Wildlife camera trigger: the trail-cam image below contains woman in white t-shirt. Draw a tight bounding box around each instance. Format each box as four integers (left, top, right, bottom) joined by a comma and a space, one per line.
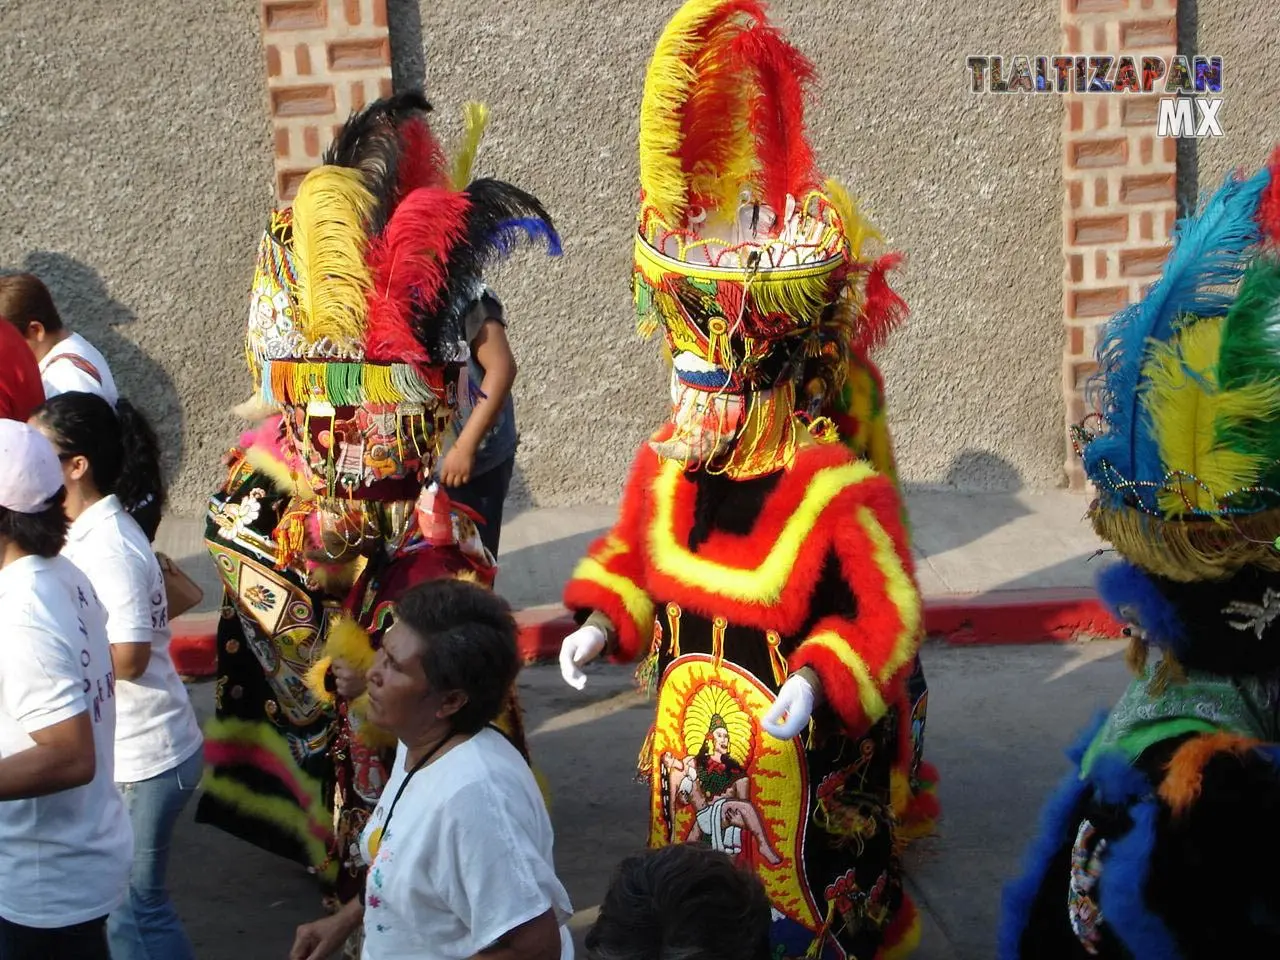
33, 392, 202, 960
0, 419, 132, 959
291, 579, 573, 960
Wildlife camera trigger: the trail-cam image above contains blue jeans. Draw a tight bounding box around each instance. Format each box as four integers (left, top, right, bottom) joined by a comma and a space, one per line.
107, 749, 201, 960
446, 455, 516, 557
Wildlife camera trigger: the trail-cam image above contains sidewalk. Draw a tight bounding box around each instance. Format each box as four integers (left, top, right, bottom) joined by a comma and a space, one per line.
160, 486, 1122, 675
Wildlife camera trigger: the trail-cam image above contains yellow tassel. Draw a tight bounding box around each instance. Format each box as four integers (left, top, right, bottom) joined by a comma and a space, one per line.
711, 616, 727, 669
324, 616, 376, 672
451, 101, 490, 189
289, 165, 376, 350
766, 630, 789, 686
666, 602, 682, 658
824, 178, 882, 261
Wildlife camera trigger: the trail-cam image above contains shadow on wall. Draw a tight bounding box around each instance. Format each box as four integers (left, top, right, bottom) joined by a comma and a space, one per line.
905, 449, 1031, 563
20, 251, 185, 488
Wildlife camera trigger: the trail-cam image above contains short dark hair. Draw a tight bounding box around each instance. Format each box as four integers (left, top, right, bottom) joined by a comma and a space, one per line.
586, 846, 773, 960
0, 273, 63, 335
393, 577, 520, 735
0, 488, 69, 558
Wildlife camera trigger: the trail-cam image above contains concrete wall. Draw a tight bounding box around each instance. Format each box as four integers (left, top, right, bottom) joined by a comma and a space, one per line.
1192, 3, 1280, 198
0, 1, 272, 516
409, 0, 1064, 503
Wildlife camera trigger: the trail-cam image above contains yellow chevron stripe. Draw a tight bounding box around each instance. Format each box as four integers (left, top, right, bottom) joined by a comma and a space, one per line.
804, 632, 889, 723
854, 505, 922, 680
571, 556, 654, 636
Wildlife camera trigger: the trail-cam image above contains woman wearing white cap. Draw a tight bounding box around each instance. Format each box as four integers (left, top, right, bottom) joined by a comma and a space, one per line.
0, 419, 132, 959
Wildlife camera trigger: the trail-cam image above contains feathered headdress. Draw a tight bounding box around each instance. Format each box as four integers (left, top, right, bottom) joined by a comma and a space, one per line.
632, 0, 905, 409
246, 92, 560, 411
1076, 151, 1280, 581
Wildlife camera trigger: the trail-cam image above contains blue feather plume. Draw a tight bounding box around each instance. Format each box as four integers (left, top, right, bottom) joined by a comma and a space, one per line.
1083, 166, 1271, 510
490, 217, 563, 257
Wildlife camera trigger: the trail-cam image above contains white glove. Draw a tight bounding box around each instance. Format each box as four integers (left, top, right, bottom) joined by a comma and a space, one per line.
559, 625, 607, 690
761, 674, 815, 740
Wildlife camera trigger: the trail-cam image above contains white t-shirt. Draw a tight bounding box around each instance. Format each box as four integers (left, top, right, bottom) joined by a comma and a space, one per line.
39, 331, 119, 408
0, 554, 133, 927
62, 495, 203, 782
359, 728, 573, 960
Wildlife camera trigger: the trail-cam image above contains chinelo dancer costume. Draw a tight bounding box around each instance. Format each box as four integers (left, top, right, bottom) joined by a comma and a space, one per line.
999, 153, 1280, 958
197, 91, 560, 926
558, 3, 937, 957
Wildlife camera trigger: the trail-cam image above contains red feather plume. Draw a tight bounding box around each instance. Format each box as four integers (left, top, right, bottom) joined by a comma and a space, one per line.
364, 188, 471, 363
1258, 144, 1280, 246
857, 253, 908, 352
395, 116, 449, 199
731, 23, 818, 221
678, 1, 766, 210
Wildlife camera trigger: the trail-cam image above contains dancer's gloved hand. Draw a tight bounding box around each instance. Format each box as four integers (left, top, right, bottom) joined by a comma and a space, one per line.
559, 625, 606, 690
761, 674, 816, 740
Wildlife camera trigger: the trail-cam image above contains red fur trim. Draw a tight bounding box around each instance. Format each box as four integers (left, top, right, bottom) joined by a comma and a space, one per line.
789, 615, 913, 733
877, 891, 918, 959
564, 576, 647, 662
1260, 144, 1280, 246
365, 188, 472, 363
730, 23, 818, 217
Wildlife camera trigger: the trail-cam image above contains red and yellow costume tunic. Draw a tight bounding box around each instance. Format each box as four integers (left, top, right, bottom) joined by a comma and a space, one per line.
565, 436, 926, 960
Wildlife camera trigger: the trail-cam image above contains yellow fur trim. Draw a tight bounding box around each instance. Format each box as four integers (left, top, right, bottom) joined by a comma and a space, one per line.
1146, 316, 1280, 515
648, 458, 877, 604
304, 656, 335, 706
855, 505, 922, 680
570, 556, 655, 639
803, 632, 888, 723
289, 165, 376, 349
324, 617, 376, 672
451, 101, 490, 189
242, 443, 309, 499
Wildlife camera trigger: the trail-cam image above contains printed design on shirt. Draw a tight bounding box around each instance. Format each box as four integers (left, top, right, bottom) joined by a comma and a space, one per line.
75, 585, 116, 725
366, 809, 395, 934
648, 656, 819, 933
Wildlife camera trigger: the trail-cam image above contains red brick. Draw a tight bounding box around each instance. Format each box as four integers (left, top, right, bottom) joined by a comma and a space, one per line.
350, 80, 366, 112
303, 126, 320, 157
1122, 98, 1159, 126
1119, 246, 1171, 277
1164, 209, 1176, 236
1068, 100, 1083, 132
1068, 180, 1084, 209
1093, 24, 1107, 50
263, 1, 326, 30
1162, 137, 1177, 163
1068, 254, 1084, 282
1073, 361, 1099, 388
378, 77, 392, 98
1066, 0, 1123, 11
1095, 99, 1109, 127
1121, 173, 1174, 204
273, 128, 290, 158
1095, 250, 1108, 280
1071, 214, 1129, 245
295, 43, 312, 76
1120, 19, 1175, 48
1069, 288, 1128, 319
1069, 325, 1085, 355
1068, 138, 1127, 169
277, 168, 311, 202
344, 0, 361, 26
371, 0, 387, 26
270, 84, 335, 118
1139, 136, 1153, 164
1068, 395, 1087, 425
1139, 211, 1154, 240
266, 45, 282, 78
1063, 24, 1081, 49
327, 38, 391, 71
1094, 176, 1108, 206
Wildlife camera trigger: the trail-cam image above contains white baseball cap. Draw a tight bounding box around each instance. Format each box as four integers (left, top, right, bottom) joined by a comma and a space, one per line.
0, 419, 64, 513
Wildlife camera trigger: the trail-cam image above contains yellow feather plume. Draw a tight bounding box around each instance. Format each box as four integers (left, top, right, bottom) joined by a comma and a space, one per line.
451, 101, 490, 189
825, 178, 882, 261
639, 0, 745, 223
289, 165, 376, 350
1145, 316, 1280, 514
303, 656, 335, 706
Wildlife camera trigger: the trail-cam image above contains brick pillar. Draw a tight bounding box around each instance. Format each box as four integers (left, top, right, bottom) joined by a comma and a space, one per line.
1061, 0, 1178, 489
261, 0, 393, 203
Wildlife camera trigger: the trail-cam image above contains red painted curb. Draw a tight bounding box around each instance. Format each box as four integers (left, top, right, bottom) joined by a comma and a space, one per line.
171, 591, 1124, 679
